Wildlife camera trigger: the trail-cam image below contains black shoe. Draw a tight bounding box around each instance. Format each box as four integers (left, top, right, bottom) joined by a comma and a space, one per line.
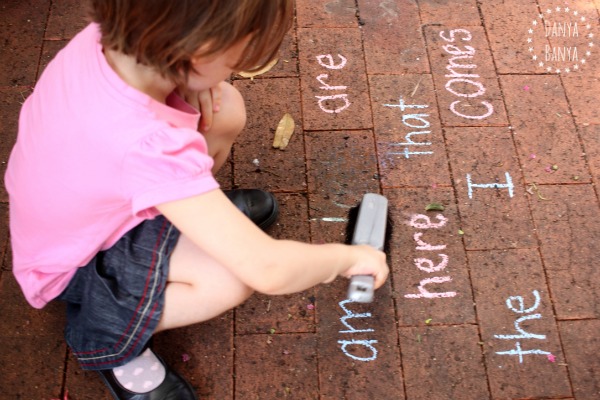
98, 356, 197, 400
224, 189, 279, 230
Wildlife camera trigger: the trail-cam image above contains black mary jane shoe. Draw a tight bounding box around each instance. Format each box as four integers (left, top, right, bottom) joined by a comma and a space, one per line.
224, 189, 279, 230
98, 356, 197, 400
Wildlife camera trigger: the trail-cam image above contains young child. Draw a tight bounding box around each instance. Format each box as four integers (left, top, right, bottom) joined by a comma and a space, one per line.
5, 1, 389, 399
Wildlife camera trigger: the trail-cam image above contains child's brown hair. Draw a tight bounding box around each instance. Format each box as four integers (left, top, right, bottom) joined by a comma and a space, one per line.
88, 0, 293, 84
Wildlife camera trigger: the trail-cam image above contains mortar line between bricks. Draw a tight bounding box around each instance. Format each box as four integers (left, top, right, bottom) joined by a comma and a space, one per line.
496, 72, 571, 76
527, 198, 577, 397
556, 316, 600, 323
479, 5, 577, 396
34, 9, 71, 394
435, 2, 524, 397
418, 25, 479, 363
288, 12, 328, 396
0, 236, 9, 272
231, 75, 300, 83
235, 331, 319, 337
372, 5, 443, 400
550, 319, 577, 400
59, 344, 69, 399
435, 124, 510, 128
350, 2, 403, 374
529, 191, 579, 398
381, 184, 455, 189
512, 13, 580, 389
34, 1, 54, 85
463, 246, 540, 252
396, 321, 479, 328
533, 182, 595, 187
232, 307, 238, 399
352, 5, 383, 198
556, 75, 600, 205
355, 0, 412, 394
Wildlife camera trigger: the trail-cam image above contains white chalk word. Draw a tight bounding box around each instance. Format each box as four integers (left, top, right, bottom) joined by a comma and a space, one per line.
315, 54, 351, 114
439, 28, 494, 120
466, 172, 514, 199
404, 213, 457, 299
493, 290, 552, 363
337, 299, 378, 362
526, 6, 596, 74
383, 97, 434, 159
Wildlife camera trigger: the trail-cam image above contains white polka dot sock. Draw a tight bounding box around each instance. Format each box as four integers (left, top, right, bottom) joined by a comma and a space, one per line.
112, 348, 166, 393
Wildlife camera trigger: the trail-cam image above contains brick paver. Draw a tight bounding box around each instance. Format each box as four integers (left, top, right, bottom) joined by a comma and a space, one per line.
298, 27, 372, 130
1, 1, 599, 399
501, 74, 591, 185
357, 0, 429, 74
370, 74, 452, 188
386, 187, 476, 326
398, 325, 490, 400
469, 249, 571, 399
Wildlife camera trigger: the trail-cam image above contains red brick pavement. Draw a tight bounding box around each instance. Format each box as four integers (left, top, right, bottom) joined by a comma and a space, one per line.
1, 1, 599, 399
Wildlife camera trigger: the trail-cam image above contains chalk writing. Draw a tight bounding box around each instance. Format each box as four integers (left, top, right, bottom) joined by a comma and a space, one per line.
466, 172, 515, 199
527, 7, 595, 74
339, 299, 375, 334
337, 339, 379, 362
315, 54, 351, 113
337, 299, 378, 361
493, 290, 551, 363
383, 97, 434, 159
379, 0, 399, 18
404, 213, 457, 299
545, 46, 579, 62
439, 28, 494, 120
545, 22, 579, 37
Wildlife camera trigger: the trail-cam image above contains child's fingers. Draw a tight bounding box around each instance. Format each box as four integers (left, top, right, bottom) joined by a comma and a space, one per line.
197, 89, 214, 131
374, 265, 389, 289
342, 245, 389, 289
211, 85, 222, 113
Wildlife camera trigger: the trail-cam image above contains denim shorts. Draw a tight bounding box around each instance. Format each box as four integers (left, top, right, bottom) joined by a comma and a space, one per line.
57, 215, 180, 371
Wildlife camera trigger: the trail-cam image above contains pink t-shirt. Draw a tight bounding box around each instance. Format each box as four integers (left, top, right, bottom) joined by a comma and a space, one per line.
5, 24, 219, 309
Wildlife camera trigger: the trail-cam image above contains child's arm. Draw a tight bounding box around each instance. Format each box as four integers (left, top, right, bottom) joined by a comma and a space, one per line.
156, 189, 389, 295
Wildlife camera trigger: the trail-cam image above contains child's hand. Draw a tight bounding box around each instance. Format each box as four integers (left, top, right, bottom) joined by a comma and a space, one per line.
180, 84, 223, 132
339, 245, 389, 289
197, 84, 222, 132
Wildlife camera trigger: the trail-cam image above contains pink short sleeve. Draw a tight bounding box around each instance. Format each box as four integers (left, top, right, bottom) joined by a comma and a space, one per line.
124, 127, 220, 215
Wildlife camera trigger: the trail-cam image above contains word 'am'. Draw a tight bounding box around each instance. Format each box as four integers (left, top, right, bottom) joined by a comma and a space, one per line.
337, 299, 378, 362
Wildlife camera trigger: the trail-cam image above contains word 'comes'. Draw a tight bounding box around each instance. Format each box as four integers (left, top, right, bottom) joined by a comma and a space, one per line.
439, 28, 494, 120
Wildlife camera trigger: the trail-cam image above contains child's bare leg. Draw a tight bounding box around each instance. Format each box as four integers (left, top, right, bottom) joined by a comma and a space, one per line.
201, 81, 246, 174
155, 234, 253, 332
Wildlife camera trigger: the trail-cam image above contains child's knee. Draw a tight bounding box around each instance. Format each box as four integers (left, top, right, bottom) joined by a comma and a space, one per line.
215, 81, 246, 140
234, 283, 254, 307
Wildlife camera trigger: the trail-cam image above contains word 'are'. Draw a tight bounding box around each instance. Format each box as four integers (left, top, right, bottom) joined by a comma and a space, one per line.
315, 54, 351, 114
